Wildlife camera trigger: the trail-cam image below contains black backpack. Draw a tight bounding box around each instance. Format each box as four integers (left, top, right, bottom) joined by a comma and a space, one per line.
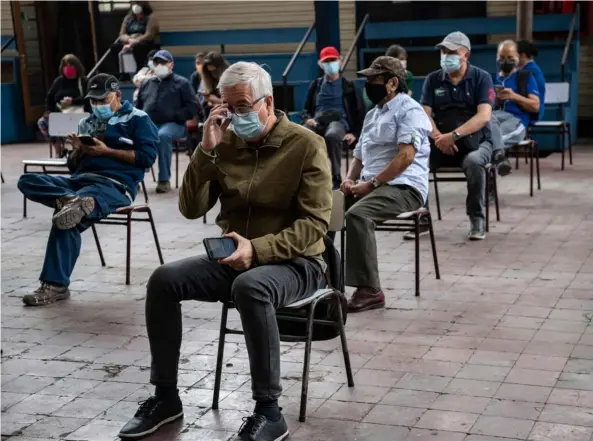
516, 69, 540, 122
276, 236, 348, 341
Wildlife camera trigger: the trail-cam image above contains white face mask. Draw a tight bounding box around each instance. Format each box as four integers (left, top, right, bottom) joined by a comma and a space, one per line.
153, 64, 169, 79
132, 4, 143, 14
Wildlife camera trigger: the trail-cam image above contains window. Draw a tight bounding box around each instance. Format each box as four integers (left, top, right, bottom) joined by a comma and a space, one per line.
98, 1, 131, 13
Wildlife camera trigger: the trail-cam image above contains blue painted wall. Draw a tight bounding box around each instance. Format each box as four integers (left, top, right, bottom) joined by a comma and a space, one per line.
1, 57, 35, 145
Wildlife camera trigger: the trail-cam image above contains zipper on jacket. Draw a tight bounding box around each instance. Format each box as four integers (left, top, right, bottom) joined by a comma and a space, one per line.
245, 149, 259, 237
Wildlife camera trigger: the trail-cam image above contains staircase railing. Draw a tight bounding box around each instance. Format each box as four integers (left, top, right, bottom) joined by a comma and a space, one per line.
281, 21, 315, 113
560, 3, 580, 82
88, 38, 119, 78
1, 36, 15, 54
341, 13, 370, 74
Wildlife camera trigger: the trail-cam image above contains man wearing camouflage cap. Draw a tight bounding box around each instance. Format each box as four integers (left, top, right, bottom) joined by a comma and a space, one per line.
340, 56, 431, 312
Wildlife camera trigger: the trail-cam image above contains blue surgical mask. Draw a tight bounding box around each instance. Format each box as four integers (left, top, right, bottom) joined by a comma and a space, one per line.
322, 61, 340, 76
440, 54, 461, 73
231, 102, 269, 140
92, 103, 114, 121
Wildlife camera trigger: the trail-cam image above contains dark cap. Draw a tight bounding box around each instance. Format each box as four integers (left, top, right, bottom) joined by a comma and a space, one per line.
152, 49, 174, 63
86, 74, 120, 100
357, 56, 406, 80
436, 31, 471, 51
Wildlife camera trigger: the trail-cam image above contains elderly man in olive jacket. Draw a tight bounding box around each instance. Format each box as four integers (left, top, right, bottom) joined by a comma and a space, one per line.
120, 62, 332, 441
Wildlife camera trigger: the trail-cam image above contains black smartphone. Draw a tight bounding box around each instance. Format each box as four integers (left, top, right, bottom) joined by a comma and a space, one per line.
203, 237, 237, 260
78, 135, 96, 146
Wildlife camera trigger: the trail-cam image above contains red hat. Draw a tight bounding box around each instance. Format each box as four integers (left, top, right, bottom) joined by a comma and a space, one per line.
319, 46, 340, 62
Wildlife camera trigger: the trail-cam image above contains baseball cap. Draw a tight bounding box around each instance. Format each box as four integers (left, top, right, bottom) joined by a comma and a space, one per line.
319, 46, 340, 62
357, 56, 406, 80
152, 49, 174, 63
436, 31, 471, 51
86, 74, 120, 100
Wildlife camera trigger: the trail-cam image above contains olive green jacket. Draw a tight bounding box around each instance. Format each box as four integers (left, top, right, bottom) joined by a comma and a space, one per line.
179, 112, 332, 264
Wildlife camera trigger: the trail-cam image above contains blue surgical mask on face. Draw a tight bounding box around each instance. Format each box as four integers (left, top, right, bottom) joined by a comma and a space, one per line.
231, 102, 270, 140
92, 97, 115, 121
322, 61, 340, 76
440, 54, 461, 73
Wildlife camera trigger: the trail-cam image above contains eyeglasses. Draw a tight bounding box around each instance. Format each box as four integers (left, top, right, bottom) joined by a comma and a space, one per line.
226, 96, 265, 117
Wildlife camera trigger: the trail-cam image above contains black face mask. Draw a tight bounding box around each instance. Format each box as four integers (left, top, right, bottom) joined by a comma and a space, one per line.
365, 83, 388, 106
498, 59, 517, 74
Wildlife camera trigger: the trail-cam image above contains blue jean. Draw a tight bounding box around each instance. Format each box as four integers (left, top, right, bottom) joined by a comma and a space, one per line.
157, 123, 186, 182
17, 174, 131, 286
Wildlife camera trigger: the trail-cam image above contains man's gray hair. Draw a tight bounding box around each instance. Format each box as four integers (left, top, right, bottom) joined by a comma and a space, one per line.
218, 62, 273, 99
498, 39, 517, 52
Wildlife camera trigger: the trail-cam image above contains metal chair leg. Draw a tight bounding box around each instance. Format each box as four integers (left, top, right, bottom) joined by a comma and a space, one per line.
23, 194, 27, 218
141, 180, 149, 204
151, 166, 156, 182
340, 228, 345, 289
334, 292, 354, 388
125, 211, 132, 285
212, 302, 229, 410
567, 123, 573, 165
175, 147, 179, 189
91, 224, 106, 267
492, 168, 501, 221
1, 172, 4, 184
414, 216, 420, 297
299, 301, 317, 423
203, 213, 207, 224
485, 168, 490, 233
432, 172, 442, 221
561, 130, 565, 171
147, 207, 164, 265
529, 144, 534, 197
535, 144, 541, 190
427, 213, 440, 280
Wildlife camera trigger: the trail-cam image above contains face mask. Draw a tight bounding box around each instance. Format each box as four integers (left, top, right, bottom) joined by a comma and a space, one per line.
322, 61, 340, 76
147, 60, 155, 70
365, 83, 388, 106
92, 103, 114, 121
62, 66, 77, 79
498, 59, 517, 74
132, 4, 142, 14
153, 64, 169, 79
231, 101, 270, 140
440, 54, 461, 73
400, 59, 407, 70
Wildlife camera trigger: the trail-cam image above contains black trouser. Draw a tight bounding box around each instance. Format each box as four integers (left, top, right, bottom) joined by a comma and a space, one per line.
312, 121, 345, 190
146, 255, 324, 401
110, 41, 160, 74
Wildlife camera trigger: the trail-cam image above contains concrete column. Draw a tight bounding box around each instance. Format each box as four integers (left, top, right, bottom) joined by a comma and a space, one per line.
517, 0, 534, 41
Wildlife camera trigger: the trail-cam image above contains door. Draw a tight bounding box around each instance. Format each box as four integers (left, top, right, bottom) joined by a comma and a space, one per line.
12, 1, 46, 125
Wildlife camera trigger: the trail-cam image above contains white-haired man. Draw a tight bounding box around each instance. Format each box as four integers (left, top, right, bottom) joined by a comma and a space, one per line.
120, 62, 332, 441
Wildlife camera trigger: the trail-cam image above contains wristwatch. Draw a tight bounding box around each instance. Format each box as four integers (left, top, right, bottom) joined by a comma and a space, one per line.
370, 178, 382, 190
452, 130, 462, 141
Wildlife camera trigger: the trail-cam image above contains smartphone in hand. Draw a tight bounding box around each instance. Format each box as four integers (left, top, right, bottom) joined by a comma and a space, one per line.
203, 237, 237, 260
78, 136, 96, 146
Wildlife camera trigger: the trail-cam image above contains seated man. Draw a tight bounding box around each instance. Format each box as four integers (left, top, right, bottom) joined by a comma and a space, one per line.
491, 40, 541, 175
136, 50, 197, 193
420, 32, 494, 240
341, 56, 431, 313
17, 74, 158, 307
302, 46, 364, 189
119, 62, 332, 441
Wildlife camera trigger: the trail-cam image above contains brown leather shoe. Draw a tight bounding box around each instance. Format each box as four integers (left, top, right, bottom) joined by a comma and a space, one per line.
347, 287, 385, 313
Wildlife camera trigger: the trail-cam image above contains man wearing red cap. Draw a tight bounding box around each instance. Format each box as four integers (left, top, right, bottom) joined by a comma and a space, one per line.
302, 46, 364, 189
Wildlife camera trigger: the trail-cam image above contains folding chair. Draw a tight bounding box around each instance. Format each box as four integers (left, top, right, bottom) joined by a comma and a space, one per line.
22, 158, 71, 218
529, 82, 572, 170
430, 164, 500, 231
505, 139, 541, 197
212, 192, 354, 422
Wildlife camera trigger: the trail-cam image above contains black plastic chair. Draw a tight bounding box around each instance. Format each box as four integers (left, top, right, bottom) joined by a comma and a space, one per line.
505, 140, 541, 197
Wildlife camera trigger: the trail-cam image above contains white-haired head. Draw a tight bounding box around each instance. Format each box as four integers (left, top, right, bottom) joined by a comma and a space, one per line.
218, 61, 273, 100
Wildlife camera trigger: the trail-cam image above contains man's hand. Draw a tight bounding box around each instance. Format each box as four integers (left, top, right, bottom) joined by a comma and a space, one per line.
62, 97, 72, 105
219, 232, 254, 271
340, 179, 355, 196
66, 133, 83, 151
202, 104, 231, 152
343, 133, 357, 145
351, 181, 373, 199
497, 88, 516, 101
82, 138, 112, 157
434, 132, 458, 156
305, 119, 317, 129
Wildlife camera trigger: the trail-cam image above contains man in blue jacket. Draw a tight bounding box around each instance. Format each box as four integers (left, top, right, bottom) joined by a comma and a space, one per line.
17, 74, 158, 307
137, 50, 197, 193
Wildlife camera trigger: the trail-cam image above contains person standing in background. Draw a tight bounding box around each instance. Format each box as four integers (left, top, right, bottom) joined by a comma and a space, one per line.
200, 52, 231, 119
517, 40, 546, 122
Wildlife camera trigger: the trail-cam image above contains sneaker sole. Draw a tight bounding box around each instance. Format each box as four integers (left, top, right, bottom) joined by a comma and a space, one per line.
23, 291, 70, 307
53, 198, 95, 230
348, 302, 385, 313
468, 234, 486, 241
274, 430, 290, 441
403, 230, 430, 240
118, 412, 183, 439
498, 164, 512, 177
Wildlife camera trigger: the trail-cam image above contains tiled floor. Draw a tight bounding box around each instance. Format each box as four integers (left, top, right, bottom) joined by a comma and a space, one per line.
2, 142, 593, 441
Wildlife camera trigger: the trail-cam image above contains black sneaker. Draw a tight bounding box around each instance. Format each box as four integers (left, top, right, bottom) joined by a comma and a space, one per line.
468, 218, 486, 241
23, 282, 71, 306
52, 196, 95, 230
497, 158, 512, 177
231, 413, 289, 441
403, 224, 430, 240
156, 181, 171, 194
119, 396, 183, 439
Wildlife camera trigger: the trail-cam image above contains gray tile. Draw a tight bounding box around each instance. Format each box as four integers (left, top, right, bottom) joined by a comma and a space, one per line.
470, 415, 535, 439
528, 422, 592, 441
415, 409, 479, 432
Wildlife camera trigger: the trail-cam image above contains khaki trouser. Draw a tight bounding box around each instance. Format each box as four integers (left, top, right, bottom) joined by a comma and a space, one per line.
345, 184, 423, 289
